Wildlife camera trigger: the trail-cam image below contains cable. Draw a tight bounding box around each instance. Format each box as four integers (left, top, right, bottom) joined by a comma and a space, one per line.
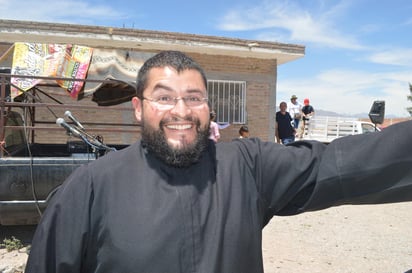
21, 104, 43, 218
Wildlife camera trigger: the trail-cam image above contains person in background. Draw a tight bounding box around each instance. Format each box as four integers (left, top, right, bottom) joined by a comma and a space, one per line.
25, 50, 412, 273
208, 110, 220, 142
299, 98, 315, 139
238, 125, 250, 138
288, 94, 303, 130
275, 101, 296, 144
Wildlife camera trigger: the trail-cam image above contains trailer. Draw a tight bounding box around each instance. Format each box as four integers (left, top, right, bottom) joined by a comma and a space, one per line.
300, 116, 379, 143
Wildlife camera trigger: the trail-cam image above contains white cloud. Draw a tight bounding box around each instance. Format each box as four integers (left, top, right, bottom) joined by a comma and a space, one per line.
278, 69, 412, 117
217, 1, 411, 116
0, 0, 126, 25
368, 48, 412, 67
217, 0, 364, 49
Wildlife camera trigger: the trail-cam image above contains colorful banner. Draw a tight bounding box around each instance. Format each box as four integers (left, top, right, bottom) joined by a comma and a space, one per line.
56, 45, 93, 98
10, 43, 92, 99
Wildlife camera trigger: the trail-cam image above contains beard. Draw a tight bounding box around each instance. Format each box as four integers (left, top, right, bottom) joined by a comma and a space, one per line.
141, 117, 210, 168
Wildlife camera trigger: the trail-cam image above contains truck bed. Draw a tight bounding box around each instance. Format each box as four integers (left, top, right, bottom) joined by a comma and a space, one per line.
0, 142, 128, 225
301, 116, 379, 143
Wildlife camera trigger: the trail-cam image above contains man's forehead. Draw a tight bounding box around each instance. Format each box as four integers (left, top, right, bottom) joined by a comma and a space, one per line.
146, 67, 206, 89
147, 66, 201, 79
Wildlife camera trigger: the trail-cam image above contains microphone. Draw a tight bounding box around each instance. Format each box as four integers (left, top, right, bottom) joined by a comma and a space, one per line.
64, 110, 85, 129
56, 118, 83, 138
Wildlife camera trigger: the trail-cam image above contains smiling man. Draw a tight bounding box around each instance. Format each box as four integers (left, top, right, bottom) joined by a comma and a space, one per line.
26, 51, 412, 273
132, 60, 210, 167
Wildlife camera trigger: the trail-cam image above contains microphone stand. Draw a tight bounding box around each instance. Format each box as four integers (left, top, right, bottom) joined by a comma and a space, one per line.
57, 113, 116, 158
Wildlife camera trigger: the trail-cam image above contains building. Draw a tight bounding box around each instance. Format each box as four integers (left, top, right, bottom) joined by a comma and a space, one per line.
0, 19, 305, 142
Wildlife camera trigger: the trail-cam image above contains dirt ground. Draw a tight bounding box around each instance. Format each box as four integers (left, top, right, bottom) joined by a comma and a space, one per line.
262, 202, 412, 273
0, 247, 28, 272
1, 202, 411, 272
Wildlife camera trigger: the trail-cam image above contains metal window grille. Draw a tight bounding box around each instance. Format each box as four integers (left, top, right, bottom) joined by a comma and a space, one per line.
207, 80, 246, 124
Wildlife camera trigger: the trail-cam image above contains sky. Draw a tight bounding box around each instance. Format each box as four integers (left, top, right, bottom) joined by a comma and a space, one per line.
1, 0, 411, 117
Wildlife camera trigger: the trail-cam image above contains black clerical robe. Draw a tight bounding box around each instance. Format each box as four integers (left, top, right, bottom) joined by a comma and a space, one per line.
26, 121, 412, 273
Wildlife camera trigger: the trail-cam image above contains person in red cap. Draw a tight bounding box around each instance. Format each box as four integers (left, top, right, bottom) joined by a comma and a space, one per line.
299, 98, 315, 139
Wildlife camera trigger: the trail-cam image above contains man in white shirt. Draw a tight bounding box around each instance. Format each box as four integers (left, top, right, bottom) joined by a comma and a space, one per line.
288, 94, 303, 129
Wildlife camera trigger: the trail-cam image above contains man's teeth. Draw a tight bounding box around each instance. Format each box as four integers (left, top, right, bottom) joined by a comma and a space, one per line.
166, 124, 192, 130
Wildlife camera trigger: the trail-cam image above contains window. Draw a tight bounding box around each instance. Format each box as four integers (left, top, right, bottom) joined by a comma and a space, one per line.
361, 123, 377, 133
207, 80, 246, 124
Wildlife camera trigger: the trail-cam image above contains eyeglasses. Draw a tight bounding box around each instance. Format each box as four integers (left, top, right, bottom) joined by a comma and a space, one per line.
143, 95, 208, 109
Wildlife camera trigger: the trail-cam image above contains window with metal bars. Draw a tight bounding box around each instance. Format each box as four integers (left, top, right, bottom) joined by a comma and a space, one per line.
207, 80, 246, 124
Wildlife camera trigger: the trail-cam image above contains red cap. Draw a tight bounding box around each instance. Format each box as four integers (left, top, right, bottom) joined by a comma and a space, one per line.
304, 98, 309, 105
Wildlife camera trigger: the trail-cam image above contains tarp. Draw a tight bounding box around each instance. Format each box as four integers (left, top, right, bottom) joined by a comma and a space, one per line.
85, 50, 154, 105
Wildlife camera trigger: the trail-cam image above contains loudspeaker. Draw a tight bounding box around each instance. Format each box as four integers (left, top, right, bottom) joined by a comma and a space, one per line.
368, 100, 385, 124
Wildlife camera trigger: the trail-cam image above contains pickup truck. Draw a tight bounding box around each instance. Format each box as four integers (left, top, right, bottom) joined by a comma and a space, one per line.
0, 73, 136, 226
300, 116, 380, 143
0, 109, 130, 225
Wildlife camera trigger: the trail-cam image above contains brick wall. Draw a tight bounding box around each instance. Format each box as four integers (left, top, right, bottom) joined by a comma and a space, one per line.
190, 52, 277, 141
1, 47, 278, 144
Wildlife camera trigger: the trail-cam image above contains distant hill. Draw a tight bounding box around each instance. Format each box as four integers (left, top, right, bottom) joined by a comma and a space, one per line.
279, 109, 364, 118
274, 108, 405, 119
305, 109, 410, 128
315, 109, 400, 119
314, 109, 343, 117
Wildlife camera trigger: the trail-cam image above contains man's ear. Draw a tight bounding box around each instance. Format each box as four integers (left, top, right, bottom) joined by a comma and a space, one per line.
131, 96, 142, 123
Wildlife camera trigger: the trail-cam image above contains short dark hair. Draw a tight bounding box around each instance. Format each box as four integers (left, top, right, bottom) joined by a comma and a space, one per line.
136, 51, 208, 98
210, 111, 216, 119
239, 126, 249, 134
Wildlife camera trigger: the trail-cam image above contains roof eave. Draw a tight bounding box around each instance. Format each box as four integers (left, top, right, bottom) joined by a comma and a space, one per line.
0, 19, 305, 64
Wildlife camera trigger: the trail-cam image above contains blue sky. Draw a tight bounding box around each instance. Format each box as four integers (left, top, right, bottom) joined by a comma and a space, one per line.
1, 0, 411, 117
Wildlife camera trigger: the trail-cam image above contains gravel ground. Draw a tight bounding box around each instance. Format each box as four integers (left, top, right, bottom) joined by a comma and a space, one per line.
0, 247, 28, 273
263, 202, 412, 273
1, 202, 411, 272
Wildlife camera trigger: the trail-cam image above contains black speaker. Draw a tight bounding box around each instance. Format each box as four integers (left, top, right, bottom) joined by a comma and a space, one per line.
368, 100, 385, 124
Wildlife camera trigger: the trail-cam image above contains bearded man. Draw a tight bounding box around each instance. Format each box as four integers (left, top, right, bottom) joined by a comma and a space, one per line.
26, 51, 412, 273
